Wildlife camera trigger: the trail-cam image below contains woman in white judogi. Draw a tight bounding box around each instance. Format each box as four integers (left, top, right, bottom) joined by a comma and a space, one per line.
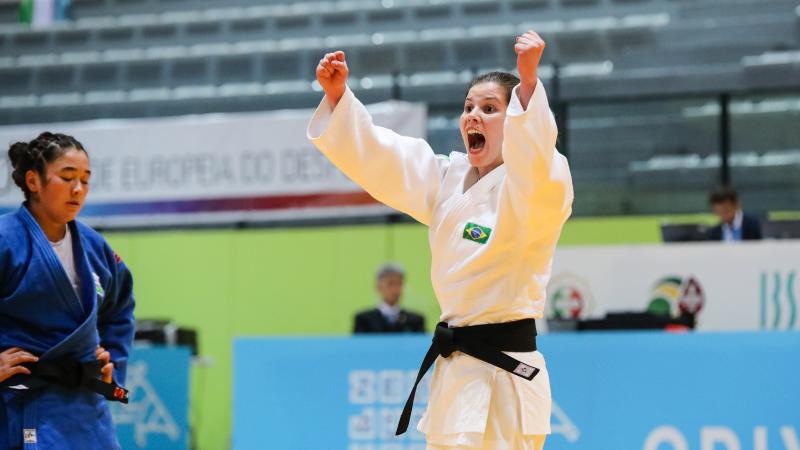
308, 31, 573, 450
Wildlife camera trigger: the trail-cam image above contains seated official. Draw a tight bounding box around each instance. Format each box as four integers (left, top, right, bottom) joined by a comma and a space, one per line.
707, 186, 762, 242
353, 263, 425, 333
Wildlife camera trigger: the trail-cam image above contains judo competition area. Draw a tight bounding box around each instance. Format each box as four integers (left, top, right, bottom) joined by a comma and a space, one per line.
1, 0, 800, 448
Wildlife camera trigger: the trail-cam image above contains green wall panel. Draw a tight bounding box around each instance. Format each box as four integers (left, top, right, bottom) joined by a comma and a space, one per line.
102, 211, 726, 450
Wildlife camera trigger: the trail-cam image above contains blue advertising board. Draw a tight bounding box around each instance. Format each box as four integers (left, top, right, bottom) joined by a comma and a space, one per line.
233, 332, 800, 450
110, 346, 191, 450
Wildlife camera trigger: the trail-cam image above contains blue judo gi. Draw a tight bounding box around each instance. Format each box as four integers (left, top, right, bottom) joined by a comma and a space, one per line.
0, 205, 135, 450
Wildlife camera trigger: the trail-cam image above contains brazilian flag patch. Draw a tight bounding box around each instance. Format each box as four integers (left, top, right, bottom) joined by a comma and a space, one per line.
463, 222, 492, 244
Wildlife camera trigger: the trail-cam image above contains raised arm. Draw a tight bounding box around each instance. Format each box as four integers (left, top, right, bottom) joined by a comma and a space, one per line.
503, 32, 574, 234
308, 51, 447, 226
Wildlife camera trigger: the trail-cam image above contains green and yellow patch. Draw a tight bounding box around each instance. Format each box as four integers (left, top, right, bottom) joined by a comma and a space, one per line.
463, 222, 492, 244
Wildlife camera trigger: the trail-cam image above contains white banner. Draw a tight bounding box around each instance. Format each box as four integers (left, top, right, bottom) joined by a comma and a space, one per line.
0, 101, 427, 227
548, 241, 800, 331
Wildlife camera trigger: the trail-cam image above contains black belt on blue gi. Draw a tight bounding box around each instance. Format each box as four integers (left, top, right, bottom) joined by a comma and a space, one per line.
21, 359, 130, 404
395, 318, 539, 435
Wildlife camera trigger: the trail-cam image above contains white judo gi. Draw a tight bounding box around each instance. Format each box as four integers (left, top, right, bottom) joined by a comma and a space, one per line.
308, 81, 573, 449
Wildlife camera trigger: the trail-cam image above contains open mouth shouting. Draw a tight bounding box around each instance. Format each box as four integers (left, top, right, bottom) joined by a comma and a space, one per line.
467, 129, 486, 154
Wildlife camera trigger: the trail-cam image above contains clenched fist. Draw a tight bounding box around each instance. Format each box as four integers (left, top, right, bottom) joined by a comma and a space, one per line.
316, 51, 349, 109
514, 31, 546, 109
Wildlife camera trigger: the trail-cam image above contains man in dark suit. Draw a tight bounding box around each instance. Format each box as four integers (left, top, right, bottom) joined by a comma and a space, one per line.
353, 263, 426, 333
707, 187, 763, 242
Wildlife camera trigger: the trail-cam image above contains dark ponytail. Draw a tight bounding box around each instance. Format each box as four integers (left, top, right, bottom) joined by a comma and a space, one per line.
465, 71, 521, 105
7, 132, 86, 200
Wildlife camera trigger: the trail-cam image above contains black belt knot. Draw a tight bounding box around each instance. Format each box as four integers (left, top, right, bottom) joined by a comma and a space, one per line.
395, 319, 540, 436
433, 322, 457, 358
23, 359, 129, 404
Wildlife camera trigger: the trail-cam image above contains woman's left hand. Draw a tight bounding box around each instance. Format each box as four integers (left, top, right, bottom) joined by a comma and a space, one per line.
515, 30, 546, 108
95, 345, 113, 383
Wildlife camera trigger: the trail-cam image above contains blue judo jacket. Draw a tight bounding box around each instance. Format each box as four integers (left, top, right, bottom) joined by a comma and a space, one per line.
0, 205, 135, 450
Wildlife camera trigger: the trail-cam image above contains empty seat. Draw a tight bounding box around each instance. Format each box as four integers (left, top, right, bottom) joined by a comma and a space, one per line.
555, 32, 608, 61
320, 12, 359, 29
170, 57, 210, 86
366, 9, 405, 26
110, 101, 153, 119
263, 52, 301, 80
11, 107, 51, 126
140, 24, 179, 44
0, 68, 34, 95
126, 60, 166, 87
157, 0, 192, 8
274, 15, 311, 32
185, 20, 224, 43
606, 28, 657, 51
509, 0, 550, 13
70, 0, 110, 19
96, 27, 137, 49
81, 63, 122, 91
404, 42, 450, 72
461, 2, 502, 18
454, 38, 504, 71
116, 0, 151, 9
36, 66, 78, 93
413, 5, 453, 21
217, 54, 256, 84
353, 46, 401, 75
11, 32, 50, 54
560, 0, 601, 8
228, 17, 267, 39
0, 1, 19, 24
53, 29, 92, 52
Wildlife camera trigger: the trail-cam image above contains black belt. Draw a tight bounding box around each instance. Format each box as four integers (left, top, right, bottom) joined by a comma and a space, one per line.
22, 359, 129, 404
395, 318, 539, 435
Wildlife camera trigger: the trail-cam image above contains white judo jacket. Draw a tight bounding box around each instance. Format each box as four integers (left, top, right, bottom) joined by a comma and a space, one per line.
308, 81, 573, 440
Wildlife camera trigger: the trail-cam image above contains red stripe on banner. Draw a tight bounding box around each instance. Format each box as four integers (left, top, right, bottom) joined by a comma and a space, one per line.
263, 191, 377, 209
80, 191, 383, 217
213, 191, 380, 211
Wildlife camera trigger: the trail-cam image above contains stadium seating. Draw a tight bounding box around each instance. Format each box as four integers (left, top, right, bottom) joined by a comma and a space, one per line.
0, 0, 798, 215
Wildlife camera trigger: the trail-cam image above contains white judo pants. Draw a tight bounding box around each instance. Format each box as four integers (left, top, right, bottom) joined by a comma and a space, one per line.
424, 351, 550, 450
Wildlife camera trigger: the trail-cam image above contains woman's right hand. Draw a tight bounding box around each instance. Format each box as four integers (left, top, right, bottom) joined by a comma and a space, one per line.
316, 51, 349, 109
0, 347, 38, 383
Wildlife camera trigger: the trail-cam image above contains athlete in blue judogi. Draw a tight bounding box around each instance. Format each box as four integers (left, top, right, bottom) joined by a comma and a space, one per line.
0, 132, 135, 450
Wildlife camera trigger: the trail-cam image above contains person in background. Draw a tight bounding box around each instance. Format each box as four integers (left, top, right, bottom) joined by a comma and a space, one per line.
353, 263, 425, 333
707, 186, 762, 242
